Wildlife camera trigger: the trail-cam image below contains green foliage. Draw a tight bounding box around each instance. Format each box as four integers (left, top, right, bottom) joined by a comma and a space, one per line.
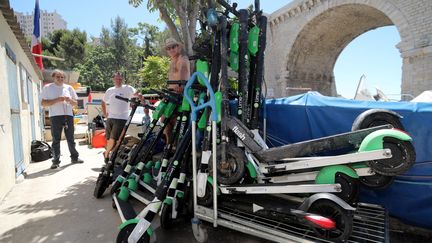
75, 45, 116, 91
55, 29, 87, 69
138, 56, 170, 92
41, 29, 86, 70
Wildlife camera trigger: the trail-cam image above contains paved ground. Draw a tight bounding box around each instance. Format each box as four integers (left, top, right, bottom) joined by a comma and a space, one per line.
0, 140, 430, 243
0, 140, 266, 243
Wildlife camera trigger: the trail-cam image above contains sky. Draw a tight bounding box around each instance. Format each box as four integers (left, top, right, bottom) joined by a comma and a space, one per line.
10, 0, 402, 99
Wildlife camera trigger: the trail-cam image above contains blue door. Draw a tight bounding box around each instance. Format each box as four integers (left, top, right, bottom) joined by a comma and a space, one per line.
5, 45, 25, 176
28, 77, 36, 140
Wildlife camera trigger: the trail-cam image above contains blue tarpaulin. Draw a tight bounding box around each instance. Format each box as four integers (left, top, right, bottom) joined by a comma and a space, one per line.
265, 92, 432, 228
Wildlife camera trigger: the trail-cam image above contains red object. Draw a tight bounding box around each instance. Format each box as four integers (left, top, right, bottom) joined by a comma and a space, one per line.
88, 92, 93, 103
31, 0, 43, 70
92, 130, 107, 148
304, 215, 336, 230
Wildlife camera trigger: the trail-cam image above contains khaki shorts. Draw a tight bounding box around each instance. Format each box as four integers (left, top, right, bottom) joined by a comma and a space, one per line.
105, 118, 127, 140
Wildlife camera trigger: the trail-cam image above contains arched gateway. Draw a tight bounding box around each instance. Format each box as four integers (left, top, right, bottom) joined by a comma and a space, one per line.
265, 0, 432, 99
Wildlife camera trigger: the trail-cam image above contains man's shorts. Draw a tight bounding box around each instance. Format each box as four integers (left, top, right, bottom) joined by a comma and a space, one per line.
105, 118, 127, 140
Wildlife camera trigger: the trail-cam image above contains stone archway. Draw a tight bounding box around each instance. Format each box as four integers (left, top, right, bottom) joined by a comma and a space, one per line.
265, 0, 430, 99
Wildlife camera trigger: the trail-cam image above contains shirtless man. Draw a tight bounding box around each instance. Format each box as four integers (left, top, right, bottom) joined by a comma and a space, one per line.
164, 38, 190, 142
165, 38, 190, 92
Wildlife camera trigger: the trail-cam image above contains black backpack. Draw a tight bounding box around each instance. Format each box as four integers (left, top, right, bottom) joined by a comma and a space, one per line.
31, 140, 53, 162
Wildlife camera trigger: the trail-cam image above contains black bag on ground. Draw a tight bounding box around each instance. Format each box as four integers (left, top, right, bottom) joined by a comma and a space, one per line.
31, 140, 53, 162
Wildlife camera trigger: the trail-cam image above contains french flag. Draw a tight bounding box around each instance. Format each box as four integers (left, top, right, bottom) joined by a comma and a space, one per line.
31, 0, 43, 70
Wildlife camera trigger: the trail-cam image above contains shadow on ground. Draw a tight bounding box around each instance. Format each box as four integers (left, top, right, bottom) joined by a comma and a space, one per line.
0, 178, 117, 243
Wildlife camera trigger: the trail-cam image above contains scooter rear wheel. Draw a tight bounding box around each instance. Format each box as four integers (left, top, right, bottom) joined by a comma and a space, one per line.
308, 200, 353, 242
116, 223, 150, 243
360, 173, 394, 189
335, 173, 359, 205
367, 138, 416, 176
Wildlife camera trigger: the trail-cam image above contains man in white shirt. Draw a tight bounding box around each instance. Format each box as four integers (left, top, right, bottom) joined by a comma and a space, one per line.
41, 69, 83, 169
102, 72, 137, 162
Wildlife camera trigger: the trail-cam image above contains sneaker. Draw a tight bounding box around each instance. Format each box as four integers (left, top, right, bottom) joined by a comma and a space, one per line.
50, 163, 60, 169
71, 158, 84, 164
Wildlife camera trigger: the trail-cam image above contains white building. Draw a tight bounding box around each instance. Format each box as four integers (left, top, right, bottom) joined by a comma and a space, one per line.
1, 0, 44, 200
14, 10, 67, 38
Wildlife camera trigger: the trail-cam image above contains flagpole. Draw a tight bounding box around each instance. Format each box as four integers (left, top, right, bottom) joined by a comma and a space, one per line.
32, 53, 65, 61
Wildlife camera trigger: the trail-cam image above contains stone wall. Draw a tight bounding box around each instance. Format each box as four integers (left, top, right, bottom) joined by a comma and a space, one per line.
265, 0, 432, 99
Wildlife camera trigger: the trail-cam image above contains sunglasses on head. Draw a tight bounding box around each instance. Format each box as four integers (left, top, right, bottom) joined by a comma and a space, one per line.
166, 44, 178, 50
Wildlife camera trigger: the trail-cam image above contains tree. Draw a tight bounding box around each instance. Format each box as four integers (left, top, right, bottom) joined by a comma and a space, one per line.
128, 0, 202, 56
75, 45, 116, 91
111, 16, 133, 71
55, 29, 87, 70
137, 55, 170, 92
129, 22, 160, 58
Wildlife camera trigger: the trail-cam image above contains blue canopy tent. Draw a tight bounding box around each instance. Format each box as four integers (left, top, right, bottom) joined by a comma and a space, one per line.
265, 92, 432, 228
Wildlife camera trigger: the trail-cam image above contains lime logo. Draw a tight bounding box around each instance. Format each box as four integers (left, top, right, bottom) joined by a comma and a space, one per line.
174, 161, 179, 166
254, 103, 259, 108
182, 116, 187, 121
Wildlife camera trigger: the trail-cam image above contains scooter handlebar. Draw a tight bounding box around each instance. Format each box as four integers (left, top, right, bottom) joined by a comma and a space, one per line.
149, 89, 181, 104
184, 72, 217, 122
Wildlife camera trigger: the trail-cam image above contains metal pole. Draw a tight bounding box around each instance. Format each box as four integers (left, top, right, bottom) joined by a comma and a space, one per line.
192, 121, 198, 219
212, 121, 218, 227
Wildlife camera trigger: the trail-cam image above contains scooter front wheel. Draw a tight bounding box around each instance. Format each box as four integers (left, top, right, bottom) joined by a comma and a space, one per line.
116, 223, 150, 243
94, 171, 109, 198
160, 204, 174, 229
308, 200, 353, 242
212, 145, 246, 185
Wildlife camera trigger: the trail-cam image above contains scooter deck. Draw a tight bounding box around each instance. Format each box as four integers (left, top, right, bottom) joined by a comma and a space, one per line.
256, 125, 391, 162
113, 195, 137, 222
138, 179, 157, 194
130, 184, 154, 205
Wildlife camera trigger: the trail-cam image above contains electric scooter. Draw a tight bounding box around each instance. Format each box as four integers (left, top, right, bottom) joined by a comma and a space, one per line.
194, 0, 415, 206
94, 95, 151, 198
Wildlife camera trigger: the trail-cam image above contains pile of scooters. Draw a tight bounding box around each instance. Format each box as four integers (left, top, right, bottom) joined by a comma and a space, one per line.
93, 1, 416, 242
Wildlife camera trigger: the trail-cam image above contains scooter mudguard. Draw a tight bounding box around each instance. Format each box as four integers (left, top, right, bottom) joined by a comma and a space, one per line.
245, 160, 257, 180
127, 178, 138, 192
215, 91, 222, 123
154, 161, 161, 170
145, 161, 153, 169
181, 90, 193, 112
142, 173, 152, 184
152, 101, 167, 120
229, 51, 239, 71
229, 22, 240, 52
358, 129, 412, 152
196, 59, 210, 86
118, 186, 130, 201
163, 197, 173, 205
198, 150, 212, 197
315, 165, 359, 184
197, 172, 208, 198
206, 176, 221, 195
248, 25, 260, 56
299, 193, 356, 212
197, 109, 208, 130
118, 218, 153, 236
163, 102, 177, 118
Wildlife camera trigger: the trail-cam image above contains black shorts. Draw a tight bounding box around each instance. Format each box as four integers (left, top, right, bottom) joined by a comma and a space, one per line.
105, 118, 127, 140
